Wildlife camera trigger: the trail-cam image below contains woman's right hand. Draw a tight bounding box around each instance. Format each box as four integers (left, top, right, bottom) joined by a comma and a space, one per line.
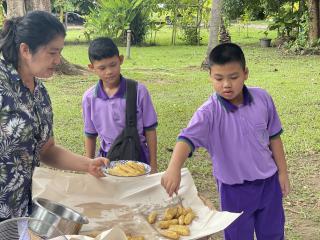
161, 166, 181, 197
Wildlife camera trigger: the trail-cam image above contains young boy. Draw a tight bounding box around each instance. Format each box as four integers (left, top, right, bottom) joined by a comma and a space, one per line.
161, 43, 290, 239
82, 37, 158, 172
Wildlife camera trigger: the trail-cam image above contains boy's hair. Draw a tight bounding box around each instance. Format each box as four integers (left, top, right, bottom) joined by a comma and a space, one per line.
208, 43, 246, 70
88, 37, 119, 63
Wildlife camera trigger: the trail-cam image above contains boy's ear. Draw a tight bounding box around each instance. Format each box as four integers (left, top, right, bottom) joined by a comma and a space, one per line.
88, 63, 94, 71
119, 55, 124, 65
244, 67, 249, 81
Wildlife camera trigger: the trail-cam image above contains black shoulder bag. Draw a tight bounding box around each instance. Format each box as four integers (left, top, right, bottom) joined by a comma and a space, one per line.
106, 79, 141, 162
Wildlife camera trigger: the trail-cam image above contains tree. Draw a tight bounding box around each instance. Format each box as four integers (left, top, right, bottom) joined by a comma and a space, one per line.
84, 0, 145, 42
6, 0, 51, 18
70, 0, 96, 15
178, 0, 209, 45
5, 0, 86, 75
202, 0, 222, 68
308, 0, 320, 44
52, 0, 75, 23
6, 0, 29, 18
25, 0, 51, 12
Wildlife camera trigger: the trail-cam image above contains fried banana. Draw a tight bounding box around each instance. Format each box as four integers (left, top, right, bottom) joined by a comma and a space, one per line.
108, 161, 146, 176
162, 213, 174, 221
158, 230, 180, 239
178, 215, 185, 225
147, 211, 158, 224
118, 164, 141, 176
163, 207, 177, 220
168, 225, 190, 236
168, 207, 178, 218
108, 166, 131, 176
181, 207, 193, 216
158, 219, 179, 229
184, 211, 196, 225
176, 204, 183, 217
127, 236, 145, 240
127, 161, 146, 173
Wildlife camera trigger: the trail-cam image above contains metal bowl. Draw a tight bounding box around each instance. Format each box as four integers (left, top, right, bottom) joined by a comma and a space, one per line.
0, 217, 67, 240
31, 198, 88, 235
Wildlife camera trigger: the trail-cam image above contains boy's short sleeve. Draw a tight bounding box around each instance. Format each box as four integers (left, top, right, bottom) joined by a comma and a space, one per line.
139, 85, 158, 130
178, 105, 211, 153
266, 94, 283, 138
82, 93, 98, 136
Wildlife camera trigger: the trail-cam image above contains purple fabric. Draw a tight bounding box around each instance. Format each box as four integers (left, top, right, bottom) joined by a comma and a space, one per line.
217, 85, 253, 112
218, 172, 285, 240
96, 76, 126, 100
82, 77, 158, 163
178, 86, 282, 184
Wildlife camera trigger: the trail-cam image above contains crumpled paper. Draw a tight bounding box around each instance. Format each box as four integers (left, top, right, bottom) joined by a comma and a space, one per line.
32, 167, 241, 240
65, 227, 126, 240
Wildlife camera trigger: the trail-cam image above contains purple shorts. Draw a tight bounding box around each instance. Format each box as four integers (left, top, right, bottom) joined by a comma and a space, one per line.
217, 172, 285, 240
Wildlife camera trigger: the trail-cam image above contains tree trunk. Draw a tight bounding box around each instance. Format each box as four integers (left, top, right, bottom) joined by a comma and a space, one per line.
6, 0, 51, 17
25, 0, 51, 12
55, 57, 88, 76
308, 0, 320, 45
5, 0, 86, 75
201, 0, 222, 69
6, 0, 26, 18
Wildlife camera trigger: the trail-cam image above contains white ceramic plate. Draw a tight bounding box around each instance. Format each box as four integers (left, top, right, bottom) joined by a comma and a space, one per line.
104, 160, 151, 177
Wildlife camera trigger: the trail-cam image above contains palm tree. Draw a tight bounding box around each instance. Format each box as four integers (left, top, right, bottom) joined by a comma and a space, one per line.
201, 0, 222, 69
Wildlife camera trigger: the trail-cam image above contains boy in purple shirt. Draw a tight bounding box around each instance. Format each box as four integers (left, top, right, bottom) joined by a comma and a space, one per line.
161, 43, 290, 240
82, 37, 158, 172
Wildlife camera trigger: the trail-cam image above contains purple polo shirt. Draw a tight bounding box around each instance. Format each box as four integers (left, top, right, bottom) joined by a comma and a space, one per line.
178, 86, 282, 185
82, 76, 158, 163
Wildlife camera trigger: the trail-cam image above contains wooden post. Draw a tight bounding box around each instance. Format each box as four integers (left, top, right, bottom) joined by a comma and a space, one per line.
65, 12, 68, 31
126, 29, 132, 59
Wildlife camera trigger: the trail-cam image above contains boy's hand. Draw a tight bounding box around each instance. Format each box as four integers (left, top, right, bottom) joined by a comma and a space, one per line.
88, 157, 110, 177
278, 171, 290, 197
161, 167, 181, 197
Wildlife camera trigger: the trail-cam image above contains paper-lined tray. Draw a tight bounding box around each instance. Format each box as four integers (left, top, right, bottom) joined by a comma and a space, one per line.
32, 167, 241, 239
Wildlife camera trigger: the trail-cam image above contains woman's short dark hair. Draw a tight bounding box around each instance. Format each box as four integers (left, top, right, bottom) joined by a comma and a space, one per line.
0, 10, 66, 69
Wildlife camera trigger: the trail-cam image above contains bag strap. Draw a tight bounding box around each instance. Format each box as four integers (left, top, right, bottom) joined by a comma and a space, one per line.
125, 79, 137, 128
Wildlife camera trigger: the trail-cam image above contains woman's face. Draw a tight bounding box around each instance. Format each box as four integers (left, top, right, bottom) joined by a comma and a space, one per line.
24, 35, 65, 78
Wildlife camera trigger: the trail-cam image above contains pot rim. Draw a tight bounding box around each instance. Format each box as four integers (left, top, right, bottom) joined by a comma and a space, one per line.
32, 197, 89, 224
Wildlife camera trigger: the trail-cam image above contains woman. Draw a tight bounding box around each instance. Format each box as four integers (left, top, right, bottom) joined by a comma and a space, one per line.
0, 11, 108, 221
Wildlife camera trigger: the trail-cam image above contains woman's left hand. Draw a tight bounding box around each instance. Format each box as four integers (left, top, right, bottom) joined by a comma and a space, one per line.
88, 157, 109, 177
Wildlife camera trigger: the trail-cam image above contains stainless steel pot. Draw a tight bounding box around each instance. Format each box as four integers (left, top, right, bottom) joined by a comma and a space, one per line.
31, 197, 89, 235
0, 217, 67, 239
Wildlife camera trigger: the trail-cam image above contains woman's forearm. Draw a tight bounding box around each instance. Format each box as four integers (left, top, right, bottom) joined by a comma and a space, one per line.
40, 137, 91, 172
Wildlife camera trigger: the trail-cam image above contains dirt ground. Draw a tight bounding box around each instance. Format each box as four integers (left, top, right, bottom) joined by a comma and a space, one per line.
196, 154, 320, 240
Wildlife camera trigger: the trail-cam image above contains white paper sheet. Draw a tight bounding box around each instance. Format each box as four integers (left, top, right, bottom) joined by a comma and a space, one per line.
32, 167, 241, 240
65, 227, 126, 240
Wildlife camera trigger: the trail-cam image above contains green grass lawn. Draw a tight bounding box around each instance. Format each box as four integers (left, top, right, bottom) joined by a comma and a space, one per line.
50, 24, 320, 239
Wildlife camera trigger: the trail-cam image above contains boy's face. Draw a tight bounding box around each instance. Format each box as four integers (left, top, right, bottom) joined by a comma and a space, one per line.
88, 55, 124, 85
210, 62, 248, 105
